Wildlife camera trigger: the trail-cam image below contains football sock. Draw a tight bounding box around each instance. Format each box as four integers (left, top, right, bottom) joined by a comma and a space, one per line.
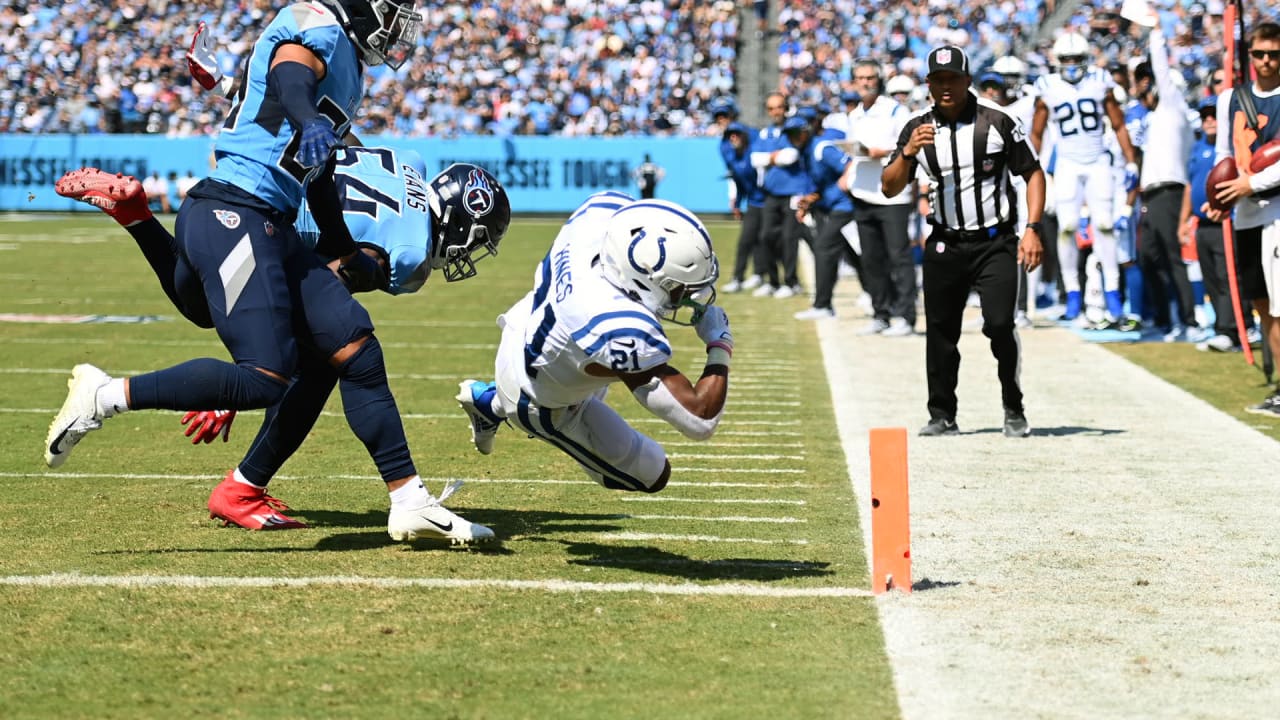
127, 358, 288, 410
473, 381, 502, 423
239, 355, 338, 486
388, 476, 431, 508
231, 467, 266, 489
338, 336, 416, 483
97, 378, 129, 418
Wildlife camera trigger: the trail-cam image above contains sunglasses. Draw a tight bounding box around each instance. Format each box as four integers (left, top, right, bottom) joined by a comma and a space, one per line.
1250, 49, 1280, 61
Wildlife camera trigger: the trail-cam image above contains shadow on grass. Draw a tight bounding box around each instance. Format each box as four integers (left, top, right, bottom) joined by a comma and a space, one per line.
559, 540, 834, 582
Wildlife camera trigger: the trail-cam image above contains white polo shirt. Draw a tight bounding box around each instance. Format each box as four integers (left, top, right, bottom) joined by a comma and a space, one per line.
846, 95, 912, 205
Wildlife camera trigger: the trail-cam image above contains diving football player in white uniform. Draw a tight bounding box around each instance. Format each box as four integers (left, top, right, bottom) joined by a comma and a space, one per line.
456, 196, 733, 493
1031, 32, 1141, 325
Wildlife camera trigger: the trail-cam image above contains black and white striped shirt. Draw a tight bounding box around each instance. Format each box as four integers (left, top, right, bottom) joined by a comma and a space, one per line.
891, 92, 1039, 232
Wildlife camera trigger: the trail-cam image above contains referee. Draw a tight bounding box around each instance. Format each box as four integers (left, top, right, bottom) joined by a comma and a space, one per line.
882, 45, 1046, 438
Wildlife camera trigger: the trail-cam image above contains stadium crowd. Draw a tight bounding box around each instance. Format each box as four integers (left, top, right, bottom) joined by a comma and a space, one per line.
0, 0, 740, 137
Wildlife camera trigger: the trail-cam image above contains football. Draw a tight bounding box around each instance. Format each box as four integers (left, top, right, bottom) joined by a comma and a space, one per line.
1206, 157, 1239, 213
1249, 139, 1280, 174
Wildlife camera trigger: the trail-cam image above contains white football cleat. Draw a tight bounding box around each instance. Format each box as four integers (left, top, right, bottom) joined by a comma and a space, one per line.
387, 481, 494, 545
45, 364, 111, 468
456, 379, 501, 455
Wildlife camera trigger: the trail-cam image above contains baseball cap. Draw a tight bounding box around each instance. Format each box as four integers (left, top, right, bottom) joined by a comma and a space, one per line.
840, 90, 862, 104
977, 72, 1006, 88
927, 46, 970, 76
782, 115, 810, 133
1198, 94, 1218, 115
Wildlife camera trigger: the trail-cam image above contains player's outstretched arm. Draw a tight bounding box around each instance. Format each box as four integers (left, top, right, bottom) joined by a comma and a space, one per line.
616, 306, 733, 441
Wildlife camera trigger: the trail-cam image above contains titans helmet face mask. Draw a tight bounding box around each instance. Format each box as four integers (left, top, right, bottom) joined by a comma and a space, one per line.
325, 0, 422, 70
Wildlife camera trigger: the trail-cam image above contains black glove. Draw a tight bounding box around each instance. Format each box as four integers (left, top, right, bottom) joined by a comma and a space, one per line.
337, 247, 389, 293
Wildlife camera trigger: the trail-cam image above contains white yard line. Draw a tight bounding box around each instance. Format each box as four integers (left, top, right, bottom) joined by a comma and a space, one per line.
667, 452, 804, 461
620, 497, 806, 506
0, 471, 812, 488
0, 573, 868, 598
598, 532, 808, 545
0, 368, 494, 382
622, 514, 805, 524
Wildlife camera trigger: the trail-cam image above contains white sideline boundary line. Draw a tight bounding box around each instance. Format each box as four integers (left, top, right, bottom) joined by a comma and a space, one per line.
0, 573, 870, 599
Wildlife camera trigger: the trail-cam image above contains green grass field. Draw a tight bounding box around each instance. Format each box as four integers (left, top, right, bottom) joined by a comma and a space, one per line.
0, 215, 897, 720
4, 214, 1272, 719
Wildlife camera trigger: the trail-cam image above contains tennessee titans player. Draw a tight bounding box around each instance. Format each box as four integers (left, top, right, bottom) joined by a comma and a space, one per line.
455, 197, 733, 495
54, 150, 508, 542
43, 3, 502, 545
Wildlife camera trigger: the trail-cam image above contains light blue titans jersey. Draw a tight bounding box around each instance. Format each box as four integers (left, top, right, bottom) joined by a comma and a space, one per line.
210, 3, 364, 212
498, 192, 675, 408
295, 146, 434, 295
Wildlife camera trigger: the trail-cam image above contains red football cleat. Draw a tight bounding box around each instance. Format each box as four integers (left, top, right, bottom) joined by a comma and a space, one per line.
54, 168, 153, 227
207, 471, 308, 530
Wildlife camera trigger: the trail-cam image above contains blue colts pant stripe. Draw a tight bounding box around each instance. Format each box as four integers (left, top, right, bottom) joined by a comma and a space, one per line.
523, 305, 557, 379
515, 394, 644, 492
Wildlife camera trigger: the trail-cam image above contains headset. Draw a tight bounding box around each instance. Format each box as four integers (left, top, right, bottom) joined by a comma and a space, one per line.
852, 57, 885, 94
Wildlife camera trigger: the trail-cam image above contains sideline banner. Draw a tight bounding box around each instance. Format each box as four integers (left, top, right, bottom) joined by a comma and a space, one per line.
0, 134, 729, 213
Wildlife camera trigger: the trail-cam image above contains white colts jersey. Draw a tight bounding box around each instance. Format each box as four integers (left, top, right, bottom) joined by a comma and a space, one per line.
1035, 68, 1115, 164
495, 192, 673, 410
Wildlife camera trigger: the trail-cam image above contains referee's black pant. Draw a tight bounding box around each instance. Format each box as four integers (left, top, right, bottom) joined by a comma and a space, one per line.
923, 231, 1024, 422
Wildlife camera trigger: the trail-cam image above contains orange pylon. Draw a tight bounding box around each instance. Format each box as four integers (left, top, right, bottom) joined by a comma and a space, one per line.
870, 427, 911, 594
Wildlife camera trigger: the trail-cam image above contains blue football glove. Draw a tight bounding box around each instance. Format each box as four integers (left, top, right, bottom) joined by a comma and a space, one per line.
337, 247, 390, 293
1124, 162, 1140, 193
298, 117, 341, 168
1114, 215, 1130, 236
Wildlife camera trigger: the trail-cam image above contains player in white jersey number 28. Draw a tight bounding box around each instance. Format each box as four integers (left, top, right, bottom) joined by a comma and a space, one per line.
1031, 32, 1141, 326
456, 194, 733, 494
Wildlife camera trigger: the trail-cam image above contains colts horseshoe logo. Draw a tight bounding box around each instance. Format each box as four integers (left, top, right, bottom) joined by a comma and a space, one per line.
628, 228, 668, 273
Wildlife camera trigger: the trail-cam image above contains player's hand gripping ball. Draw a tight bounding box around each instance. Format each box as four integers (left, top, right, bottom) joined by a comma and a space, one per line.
1206, 157, 1239, 213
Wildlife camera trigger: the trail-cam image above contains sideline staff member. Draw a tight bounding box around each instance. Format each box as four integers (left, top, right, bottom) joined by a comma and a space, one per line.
882, 45, 1046, 438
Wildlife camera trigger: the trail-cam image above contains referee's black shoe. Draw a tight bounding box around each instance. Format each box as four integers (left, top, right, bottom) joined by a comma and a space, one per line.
1002, 409, 1031, 438
918, 418, 959, 437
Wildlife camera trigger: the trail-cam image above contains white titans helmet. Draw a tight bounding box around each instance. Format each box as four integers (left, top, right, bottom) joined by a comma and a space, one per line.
1052, 33, 1091, 84
600, 199, 719, 324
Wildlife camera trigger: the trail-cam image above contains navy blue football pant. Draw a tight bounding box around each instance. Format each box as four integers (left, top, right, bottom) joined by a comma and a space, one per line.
127, 196, 415, 483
